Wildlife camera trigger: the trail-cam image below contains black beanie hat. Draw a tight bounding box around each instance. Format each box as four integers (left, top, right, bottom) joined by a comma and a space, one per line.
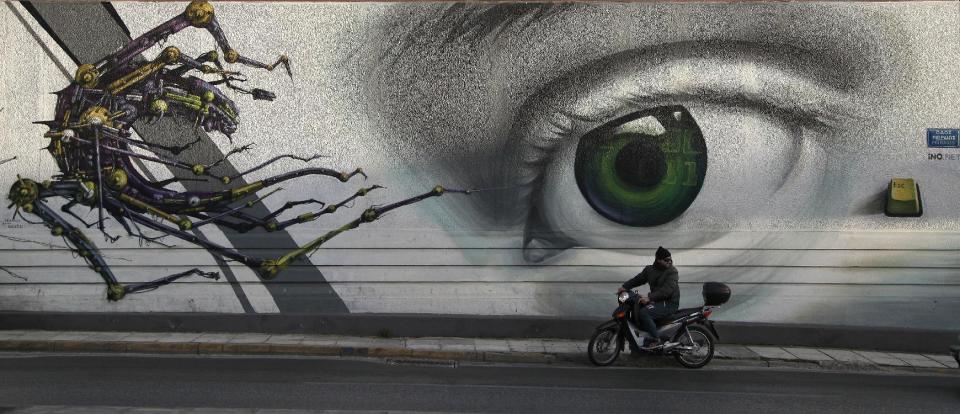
656, 246, 671, 260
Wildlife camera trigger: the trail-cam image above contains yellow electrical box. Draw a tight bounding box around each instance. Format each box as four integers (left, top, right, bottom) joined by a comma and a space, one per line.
885, 178, 923, 217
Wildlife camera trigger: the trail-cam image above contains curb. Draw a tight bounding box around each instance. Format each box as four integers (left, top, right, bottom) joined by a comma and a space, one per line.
4, 312, 956, 354
1, 338, 956, 376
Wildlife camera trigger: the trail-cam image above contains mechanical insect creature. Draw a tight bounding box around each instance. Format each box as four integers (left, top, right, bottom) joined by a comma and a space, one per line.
6, 1, 469, 300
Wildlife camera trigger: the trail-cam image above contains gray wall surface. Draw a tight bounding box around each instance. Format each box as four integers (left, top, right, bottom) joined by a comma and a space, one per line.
0, 1, 957, 330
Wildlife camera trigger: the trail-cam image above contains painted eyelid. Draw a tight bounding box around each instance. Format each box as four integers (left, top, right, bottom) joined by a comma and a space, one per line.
505, 42, 868, 210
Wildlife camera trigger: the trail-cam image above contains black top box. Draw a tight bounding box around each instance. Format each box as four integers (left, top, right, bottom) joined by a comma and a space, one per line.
702, 282, 731, 306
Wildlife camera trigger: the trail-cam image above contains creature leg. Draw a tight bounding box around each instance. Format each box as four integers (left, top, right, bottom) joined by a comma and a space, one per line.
10, 179, 219, 300
28, 196, 124, 299
191, 185, 381, 233
259, 185, 470, 279
271, 185, 383, 232
103, 195, 264, 268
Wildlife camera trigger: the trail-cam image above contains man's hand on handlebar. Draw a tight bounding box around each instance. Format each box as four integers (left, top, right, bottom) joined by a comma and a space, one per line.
617, 286, 627, 294
639, 295, 650, 305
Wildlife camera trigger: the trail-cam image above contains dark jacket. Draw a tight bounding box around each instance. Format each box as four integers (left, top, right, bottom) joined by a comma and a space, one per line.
622, 265, 680, 307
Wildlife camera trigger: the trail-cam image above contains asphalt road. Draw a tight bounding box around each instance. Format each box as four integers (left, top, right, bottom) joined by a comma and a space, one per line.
0, 353, 956, 413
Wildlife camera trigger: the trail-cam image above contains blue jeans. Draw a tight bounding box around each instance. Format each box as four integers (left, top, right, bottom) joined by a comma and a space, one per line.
634, 301, 678, 341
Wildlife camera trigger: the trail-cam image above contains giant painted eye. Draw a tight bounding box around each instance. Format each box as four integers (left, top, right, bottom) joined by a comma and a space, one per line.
574, 106, 707, 227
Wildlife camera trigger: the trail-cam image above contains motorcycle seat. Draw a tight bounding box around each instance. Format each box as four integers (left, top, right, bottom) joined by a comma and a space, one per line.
654, 307, 702, 326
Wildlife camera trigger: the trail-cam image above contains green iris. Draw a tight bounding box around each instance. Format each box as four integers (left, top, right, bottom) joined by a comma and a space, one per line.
574, 106, 707, 227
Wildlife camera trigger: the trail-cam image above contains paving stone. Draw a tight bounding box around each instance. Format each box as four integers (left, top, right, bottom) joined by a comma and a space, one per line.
716, 344, 761, 359
366, 338, 405, 348
227, 334, 272, 344
438, 338, 478, 352
404, 338, 442, 350
46, 407, 113, 414
49, 331, 95, 341
192, 333, 237, 343
783, 347, 834, 362
155, 333, 202, 343
923, 354, 958, 368
333, 338, 402, 351
14, 331, 60, 340
746, 346, 796, 360
117, 332, 167, 342
473, 339, 510, 352
83, 332, 133, 341
854, 350, 909, 367
887, 352, 949, 368
264, 334, 305, 345
507, 339, 546, 353
819, 349, 873, 364
542, 340, 581, 354
297, 338, 338, 347
0, 330, 27, 339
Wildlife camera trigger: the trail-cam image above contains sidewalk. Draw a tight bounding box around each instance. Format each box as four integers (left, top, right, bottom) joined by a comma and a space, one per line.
0, 329, 956, 374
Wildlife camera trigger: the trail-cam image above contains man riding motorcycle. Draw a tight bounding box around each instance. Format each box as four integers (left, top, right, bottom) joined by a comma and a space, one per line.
617, 246, 680, 349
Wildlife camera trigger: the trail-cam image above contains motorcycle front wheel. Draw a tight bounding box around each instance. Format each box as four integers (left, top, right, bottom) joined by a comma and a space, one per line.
588, 325, 622, 366
673, 325, 715, 368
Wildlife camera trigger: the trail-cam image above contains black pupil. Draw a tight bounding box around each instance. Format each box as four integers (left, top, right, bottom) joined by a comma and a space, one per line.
614, 135, 666, 188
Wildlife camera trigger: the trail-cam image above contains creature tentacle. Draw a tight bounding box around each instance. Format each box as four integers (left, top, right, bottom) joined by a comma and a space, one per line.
259, 185, 470, 279
273, 185, 383, 232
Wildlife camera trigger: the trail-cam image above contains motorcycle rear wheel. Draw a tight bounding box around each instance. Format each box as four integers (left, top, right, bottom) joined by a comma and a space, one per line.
673, 325, 715, 368
588, 325, 622, 366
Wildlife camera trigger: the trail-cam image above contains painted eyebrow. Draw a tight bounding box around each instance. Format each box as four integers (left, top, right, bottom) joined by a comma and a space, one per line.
379, 3, 573, 61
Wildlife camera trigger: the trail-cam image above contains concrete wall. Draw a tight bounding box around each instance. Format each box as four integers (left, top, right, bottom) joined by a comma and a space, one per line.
0, 1, 957, 330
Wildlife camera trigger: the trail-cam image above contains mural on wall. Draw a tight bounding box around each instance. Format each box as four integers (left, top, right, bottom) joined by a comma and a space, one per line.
4, 1, 470, 301
0, 1, 957, 329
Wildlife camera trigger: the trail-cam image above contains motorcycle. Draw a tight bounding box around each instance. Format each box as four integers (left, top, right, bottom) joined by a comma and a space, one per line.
588, 282, 731, 369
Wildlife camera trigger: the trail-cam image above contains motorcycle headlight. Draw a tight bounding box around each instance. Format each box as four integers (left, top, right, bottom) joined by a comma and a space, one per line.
618, 291, 630, 303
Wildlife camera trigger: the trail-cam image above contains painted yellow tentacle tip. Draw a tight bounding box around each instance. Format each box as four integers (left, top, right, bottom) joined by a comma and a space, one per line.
202, 91, 216, 103
259, 260, 283, 280
178, 219, 193, 231
265, 221, 278, 232
185, 0, 215, 28
324, 205, 337, 214
50, 226, 64, 236
191, 164, 206, 176
225, 49, 239, 64
339, 172, 350, 182
21, 204, 34, 214
220, 175, 231, 185
361, 208, 379, 222
162, 46, 181, 63
107, 284, 125, 301
432, 185, 444, 195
